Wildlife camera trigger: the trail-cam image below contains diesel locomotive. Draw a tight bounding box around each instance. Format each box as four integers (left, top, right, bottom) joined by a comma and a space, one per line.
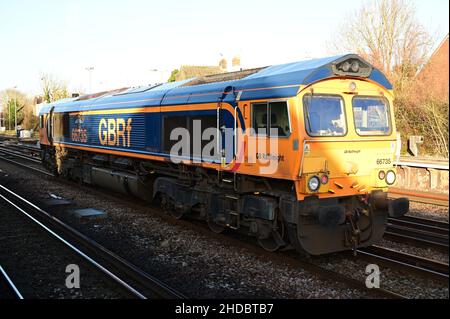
39, 54, 409, 255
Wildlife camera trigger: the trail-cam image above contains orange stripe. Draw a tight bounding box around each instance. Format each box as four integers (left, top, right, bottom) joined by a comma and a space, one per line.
54, 142, 164, 161
69, 103, 225, 116
241, 84, 300, 93
160, 104, 216, 112
70, 107, 160, 116
53, 142, 221, 170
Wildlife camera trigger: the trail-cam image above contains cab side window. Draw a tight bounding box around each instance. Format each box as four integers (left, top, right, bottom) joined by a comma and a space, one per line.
251, 101, 290, 137
252, 103, 268, 136
269, 101, 290, 137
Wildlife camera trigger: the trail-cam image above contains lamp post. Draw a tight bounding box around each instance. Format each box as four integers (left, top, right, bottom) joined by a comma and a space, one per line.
85, 67, 94, 93
14, 98, 17, 132
0, 100, 3, 128
13, 86, 18, 133
8, 102, 11, 131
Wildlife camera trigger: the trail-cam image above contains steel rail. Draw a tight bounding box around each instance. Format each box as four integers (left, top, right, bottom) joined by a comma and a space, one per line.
0, 146, 42, 164
388, 217, 448, 236
15, 143, 40, 151
0, 152, 53, 177
0, 265, 24, 299
384, 231, 449, 253
283, 254, 407, 299
385, 215, 449, 252
384, 215, 449, 252
391, 215, 449, 229
0, 184, 185, 299
2, 143, 41, 155
4, 145, 41, 159
386, 224, 448, 244
357, 245, 449, 282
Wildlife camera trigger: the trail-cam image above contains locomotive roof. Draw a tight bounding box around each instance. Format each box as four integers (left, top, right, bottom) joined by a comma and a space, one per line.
40, 54, 392, 114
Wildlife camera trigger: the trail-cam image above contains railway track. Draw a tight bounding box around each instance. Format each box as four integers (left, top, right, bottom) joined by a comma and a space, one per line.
386, 216, 449, 253
0, 145, 53, 177
357, 245, 448, 283
281, 253, 407, 299
0, 146, 41, 163
0, 183, 185, 299
0, 265, 24, 299
183, 221, 408, 299
4, 143, 41, 159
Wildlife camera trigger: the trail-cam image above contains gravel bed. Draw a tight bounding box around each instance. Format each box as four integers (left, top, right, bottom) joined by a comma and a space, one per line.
407, 202, 448, 222
0, 200, 129, 299
1, 159, 448, 299
381, 201, 449, 264
311, 253, 448, 299
377, 239, 449, 264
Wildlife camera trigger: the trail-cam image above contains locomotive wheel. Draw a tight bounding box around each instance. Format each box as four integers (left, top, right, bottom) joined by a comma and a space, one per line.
207, 213, 225, 233
286, 223, 310, 257
258, 222, 285, 252
160, 194, 184, 219
170, 208, 185, 220
258, 230, 284, 252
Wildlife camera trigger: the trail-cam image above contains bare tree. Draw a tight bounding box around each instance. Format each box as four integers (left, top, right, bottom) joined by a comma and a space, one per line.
0, 89, 35, 130
331, 0, 433, 86
41, 73, 70, 103
330, 0, 449, 157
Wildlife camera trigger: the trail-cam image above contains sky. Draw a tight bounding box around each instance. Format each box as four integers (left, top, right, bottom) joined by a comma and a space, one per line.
0, 0, 448, 95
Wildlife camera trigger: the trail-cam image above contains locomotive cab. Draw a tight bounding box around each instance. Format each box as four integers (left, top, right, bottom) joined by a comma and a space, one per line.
287, 57, 409, 255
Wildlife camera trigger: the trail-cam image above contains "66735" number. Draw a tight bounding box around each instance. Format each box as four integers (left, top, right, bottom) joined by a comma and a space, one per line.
376, 158, 391, 165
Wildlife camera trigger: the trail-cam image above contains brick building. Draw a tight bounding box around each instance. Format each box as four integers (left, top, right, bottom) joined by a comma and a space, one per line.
416, 34, 449, 102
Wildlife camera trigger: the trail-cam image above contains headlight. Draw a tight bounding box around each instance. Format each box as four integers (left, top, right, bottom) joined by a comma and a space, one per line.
308, 176, 321, 192
386, 170, 396, 185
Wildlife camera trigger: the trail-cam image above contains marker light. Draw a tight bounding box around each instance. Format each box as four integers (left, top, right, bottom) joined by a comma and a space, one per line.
378, 170, 386, 180
349, 82, 357, 91
341, 61, 351, 72
308, 176, 321, 192
321, 175, 329, 185
351, 61, 360, 72
386, 170, 396, 185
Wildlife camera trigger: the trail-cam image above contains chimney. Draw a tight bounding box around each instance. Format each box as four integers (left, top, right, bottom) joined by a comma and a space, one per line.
219, 58, 228, 72
232, 55, 241, 72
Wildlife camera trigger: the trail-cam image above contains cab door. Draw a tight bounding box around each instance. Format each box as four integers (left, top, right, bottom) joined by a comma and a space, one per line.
46, 106, 55, 145
217, 86, 236, 166
218, 105, 235, 166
